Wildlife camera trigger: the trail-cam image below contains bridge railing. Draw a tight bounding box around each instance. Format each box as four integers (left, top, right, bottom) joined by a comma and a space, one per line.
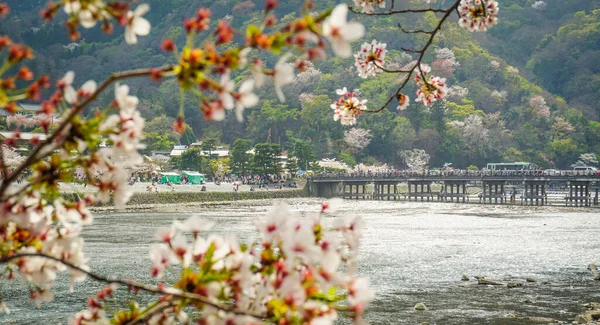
310, 170, 600, 181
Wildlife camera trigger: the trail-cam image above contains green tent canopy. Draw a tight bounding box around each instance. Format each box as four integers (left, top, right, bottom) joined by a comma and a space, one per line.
182, 171, 206, 184
159, 172, 181, 184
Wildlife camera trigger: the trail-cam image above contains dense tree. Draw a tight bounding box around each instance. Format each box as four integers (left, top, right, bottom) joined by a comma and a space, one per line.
289, 139, 317, 171
252, 143, 282, 176
173, 148, 202, 172
230, 139, 253, 176
143, 132, 175, 154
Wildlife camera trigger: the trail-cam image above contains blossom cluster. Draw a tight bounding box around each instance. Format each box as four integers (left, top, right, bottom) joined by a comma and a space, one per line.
415, 73, 448, 106
331, 88, 368, 126
72, 201, 374, 324
354, 40, 388, 78
41, 0, 150, 43
1, 192, 93, 306
458, 0, 500, 32
353, 0, 387, 13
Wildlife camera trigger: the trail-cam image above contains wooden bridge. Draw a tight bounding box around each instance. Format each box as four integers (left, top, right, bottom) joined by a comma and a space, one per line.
307, 175, 600, 207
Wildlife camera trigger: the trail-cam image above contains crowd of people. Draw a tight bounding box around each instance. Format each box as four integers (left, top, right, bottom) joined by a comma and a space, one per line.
313, 168, 600, 179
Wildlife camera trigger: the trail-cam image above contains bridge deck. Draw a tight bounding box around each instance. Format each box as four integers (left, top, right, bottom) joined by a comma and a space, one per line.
311, 176, 600, 183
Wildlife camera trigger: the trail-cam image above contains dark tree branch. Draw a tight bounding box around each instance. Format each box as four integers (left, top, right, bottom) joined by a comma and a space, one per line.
397, 23, 435, 35
360, 0, 461, 113
0, 252, 266, 319
0, 65, 176, 199
349, 6, 448, 15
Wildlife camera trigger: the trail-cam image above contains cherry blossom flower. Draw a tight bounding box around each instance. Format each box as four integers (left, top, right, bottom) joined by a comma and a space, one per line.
124, 4, 151, 44
273, 53, 294, 102
58, 71, 77, 104
354, 40, 387, 78
254, 202, 291, 242
78, 80, 97, 99
65, 1, 104, 29
203, 100, 226, 121
348, 278, 375, 306
234, 79, 259, 122
115, 84, 139, 115
218, 73, 235, 110
414, 73, 448, 106
250, 59, 265, 88
177, 215, 215, 235
353, 0, 386, 13
323, 4, 365, 58
397, 93, 409, 110
458, 0, 499, 32
63, 0, 82, 14
331, 87, 368, 125
149, 243, 176, 278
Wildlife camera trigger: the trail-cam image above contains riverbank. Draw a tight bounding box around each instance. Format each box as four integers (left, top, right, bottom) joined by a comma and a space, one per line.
87, 189, 307, 212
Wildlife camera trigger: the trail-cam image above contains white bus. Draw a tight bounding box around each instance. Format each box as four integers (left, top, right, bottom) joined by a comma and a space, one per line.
486, 162, 539, 171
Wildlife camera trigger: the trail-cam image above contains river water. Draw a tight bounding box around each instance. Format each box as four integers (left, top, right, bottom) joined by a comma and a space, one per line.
2, 199, 600, 324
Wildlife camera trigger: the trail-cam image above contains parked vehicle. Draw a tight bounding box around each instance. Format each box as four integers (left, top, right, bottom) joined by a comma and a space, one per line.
543, 169, 560, 176
573, 166, 598, 172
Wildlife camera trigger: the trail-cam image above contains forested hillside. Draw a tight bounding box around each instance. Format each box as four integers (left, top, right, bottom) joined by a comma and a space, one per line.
2, 0, 599, 169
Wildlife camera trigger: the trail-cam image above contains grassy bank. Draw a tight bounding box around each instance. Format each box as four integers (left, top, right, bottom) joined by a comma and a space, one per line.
59, 189, 306, 206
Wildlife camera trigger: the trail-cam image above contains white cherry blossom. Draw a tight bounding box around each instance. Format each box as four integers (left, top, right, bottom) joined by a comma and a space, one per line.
323, 5, 365, 58
115, 84, 139, 115
353, 0, 386, 13
59, 71, 77, 104
234, 79, 259, 122
124, 4, 151, 44
273, 53, 295, 102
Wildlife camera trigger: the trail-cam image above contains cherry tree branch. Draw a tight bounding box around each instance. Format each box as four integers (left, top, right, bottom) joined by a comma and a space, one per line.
124, 300, 179, 325
397, 23, 435, 35
0, 253, 266, 319
362, 0, 461, 113
0, 65, 175, 199
349, 7, 448, 15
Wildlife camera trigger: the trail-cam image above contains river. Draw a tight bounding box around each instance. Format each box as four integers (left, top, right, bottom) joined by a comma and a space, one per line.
2, 199, 600, 324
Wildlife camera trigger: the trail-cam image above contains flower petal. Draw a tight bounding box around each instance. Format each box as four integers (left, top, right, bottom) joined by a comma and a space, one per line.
134, 4, 150, 16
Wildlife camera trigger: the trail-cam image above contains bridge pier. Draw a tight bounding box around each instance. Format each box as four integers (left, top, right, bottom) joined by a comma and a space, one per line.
307, 180, 343, 198
441, 180, 468, 202
373, 181, 399, 200
566, 181, 590, 207
522, 180, 547, 206
407, 180, 433, 201
481, 180, 506, 204
343, 182, 369, 200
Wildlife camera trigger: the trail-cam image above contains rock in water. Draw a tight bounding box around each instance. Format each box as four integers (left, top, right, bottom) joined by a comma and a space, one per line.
574, 314, 588, 324
461, 274, 470, 281
507, 282, 523, 288
593, 273, 600, 281
526, 277, 536, 282
478, 278, 505, 286
528, 316, 555, 323
588, 263, 598, 272
414, 302, 428, 311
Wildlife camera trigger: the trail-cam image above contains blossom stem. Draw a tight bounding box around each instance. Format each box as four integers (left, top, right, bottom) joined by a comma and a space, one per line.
0, 253, 268, 319
0, 65, 175, 199
362, 0, 460, 113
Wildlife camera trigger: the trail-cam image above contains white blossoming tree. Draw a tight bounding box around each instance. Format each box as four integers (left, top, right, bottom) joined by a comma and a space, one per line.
0, 0, 501, 323
344, 128, 373, 150
400, 149, 431, 174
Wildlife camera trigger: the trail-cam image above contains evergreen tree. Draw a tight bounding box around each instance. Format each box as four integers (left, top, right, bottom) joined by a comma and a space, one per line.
230, 139, 253, 176
252, 143, 282, 176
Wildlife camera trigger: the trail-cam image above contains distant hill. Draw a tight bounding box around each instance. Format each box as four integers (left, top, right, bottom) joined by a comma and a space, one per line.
1, 0, 599, 169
